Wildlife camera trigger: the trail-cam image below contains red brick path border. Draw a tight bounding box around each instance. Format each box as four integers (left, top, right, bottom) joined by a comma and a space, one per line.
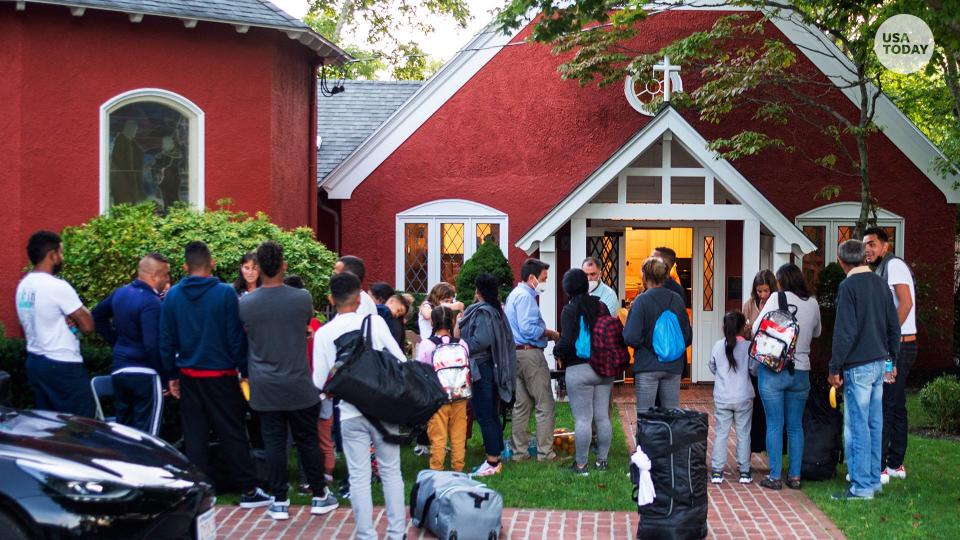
213, 385, 844, 539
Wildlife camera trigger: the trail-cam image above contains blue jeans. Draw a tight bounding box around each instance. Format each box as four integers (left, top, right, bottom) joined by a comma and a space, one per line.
758, 368, 809, 480
843, 360, 884, 497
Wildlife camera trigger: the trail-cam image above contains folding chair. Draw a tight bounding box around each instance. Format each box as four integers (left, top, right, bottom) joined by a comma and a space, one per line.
90, 375, 116, 424
91, 374, 165, 436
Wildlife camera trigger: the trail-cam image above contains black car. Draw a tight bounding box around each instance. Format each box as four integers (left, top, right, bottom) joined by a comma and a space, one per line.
0, 395, 215, 539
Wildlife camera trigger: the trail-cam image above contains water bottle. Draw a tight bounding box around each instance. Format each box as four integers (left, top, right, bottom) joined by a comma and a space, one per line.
500, 439, 513, 460
884, 358, 895, 384
528, 438, 538, 458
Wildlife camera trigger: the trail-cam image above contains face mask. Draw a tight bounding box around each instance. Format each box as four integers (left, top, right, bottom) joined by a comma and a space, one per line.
532, 277, 547, 295
588, 280, 600, 292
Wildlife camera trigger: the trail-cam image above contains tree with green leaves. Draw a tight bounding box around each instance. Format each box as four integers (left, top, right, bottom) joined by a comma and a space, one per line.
307, 0, 470, 80
497, 0, 953, 236
454, 239, 515, 304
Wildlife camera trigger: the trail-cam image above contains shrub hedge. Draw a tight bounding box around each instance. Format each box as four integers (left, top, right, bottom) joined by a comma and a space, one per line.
59, 202, 337, 311
918, 375, 960, 434
454, 239, 515, 305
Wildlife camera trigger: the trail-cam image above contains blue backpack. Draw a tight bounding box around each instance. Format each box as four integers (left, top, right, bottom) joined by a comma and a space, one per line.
575, 316, 591, 359
652, 297, 686, 362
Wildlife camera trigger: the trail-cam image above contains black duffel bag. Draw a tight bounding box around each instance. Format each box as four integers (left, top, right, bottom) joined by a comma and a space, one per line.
635, 408, 708, 540
801, 374, 842, 480
326, 315, 447, 443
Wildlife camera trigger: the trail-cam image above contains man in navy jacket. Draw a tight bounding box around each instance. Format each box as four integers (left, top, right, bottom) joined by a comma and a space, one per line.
159, 241, 271, 509
93, 253, 170, 433
829, 239, 900, 501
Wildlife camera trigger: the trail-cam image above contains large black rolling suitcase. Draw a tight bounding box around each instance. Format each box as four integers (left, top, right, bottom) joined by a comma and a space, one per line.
634, 408, 708, 540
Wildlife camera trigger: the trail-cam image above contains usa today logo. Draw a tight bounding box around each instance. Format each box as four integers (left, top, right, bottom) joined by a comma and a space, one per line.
874, 14, 934, 74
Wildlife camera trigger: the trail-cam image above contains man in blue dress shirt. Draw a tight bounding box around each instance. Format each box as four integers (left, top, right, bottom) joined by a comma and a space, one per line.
504, 258, 560, 461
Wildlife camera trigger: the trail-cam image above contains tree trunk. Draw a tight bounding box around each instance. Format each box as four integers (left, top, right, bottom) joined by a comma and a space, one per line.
332, 1, 353, 42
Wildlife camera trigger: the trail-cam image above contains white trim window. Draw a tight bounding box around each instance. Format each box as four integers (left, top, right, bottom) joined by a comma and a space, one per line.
396, 199, 508, 293
796, 202, 905, 292
100, 88, 204, 213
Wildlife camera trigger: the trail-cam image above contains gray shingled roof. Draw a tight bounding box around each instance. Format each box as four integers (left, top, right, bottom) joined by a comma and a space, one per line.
26, 0, 349, 61
317, 80, 423, 183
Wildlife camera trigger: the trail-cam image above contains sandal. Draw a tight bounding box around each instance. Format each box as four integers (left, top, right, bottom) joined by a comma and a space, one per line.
759, 477, 783, 490
786, 477, 801, 490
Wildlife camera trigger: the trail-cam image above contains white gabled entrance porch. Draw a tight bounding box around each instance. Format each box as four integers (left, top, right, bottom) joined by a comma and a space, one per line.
516, 107, 816, 383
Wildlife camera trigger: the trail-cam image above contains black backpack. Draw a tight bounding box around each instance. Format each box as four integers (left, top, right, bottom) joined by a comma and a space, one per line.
326, 315, 446, 443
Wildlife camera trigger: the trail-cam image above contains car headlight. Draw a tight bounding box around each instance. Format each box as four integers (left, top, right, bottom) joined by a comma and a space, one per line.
17, 459, 133, 501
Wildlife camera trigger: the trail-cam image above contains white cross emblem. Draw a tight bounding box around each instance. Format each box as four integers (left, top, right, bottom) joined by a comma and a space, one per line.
625, 55, 684, 116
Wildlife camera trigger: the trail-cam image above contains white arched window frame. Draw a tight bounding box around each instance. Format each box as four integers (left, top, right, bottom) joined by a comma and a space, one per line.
99, 88, 204, 214
396, 199, 509, 293
796, 202, 905, 290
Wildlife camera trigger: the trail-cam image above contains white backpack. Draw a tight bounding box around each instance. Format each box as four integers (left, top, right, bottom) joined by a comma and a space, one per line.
429, 336, 472, 401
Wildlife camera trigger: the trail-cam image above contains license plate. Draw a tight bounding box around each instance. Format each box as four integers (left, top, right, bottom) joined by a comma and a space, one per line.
195, 507, 217, 540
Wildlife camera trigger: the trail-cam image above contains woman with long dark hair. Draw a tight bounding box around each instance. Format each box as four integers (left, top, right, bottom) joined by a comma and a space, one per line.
742, 270, 777, 338
232, 252, 261, 296
553, 268, 615, 475
751, 263, 821, 490
457, 273, 517, 477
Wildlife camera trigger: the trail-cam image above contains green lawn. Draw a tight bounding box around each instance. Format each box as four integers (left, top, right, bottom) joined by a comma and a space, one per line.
220, 402, 636, 511
801, 391, 960, 539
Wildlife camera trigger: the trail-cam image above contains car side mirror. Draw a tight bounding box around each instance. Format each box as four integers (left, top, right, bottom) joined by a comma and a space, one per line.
0, 371, 11, 406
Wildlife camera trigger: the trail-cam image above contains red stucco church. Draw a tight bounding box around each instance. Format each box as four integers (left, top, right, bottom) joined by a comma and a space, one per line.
316, 8, 959, 377
1, 0, 347, 333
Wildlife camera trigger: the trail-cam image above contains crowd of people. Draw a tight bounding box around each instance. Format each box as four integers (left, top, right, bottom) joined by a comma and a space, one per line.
12, 225, 915, 537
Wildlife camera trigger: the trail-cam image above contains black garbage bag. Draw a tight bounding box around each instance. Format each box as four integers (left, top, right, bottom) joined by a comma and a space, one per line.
635, 408, 708, 540
801, 374, 842, 480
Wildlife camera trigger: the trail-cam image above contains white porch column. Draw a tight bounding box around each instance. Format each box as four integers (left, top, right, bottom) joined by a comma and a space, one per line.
538, 237, 558, 371
742, 218, 761, 304
570, 218, 587, 270
773, 236, 792, 270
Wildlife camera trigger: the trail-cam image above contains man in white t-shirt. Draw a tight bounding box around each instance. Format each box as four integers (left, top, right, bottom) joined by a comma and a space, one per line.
333, 255, 377, 318
15, 231, 95, 416
313, 272, 407, 540
864, 227, 915, 482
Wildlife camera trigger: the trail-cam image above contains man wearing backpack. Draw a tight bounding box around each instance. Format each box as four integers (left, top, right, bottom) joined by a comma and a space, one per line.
312, 272, 407, 540
504, 258, 560, 461
623, 257, 692, 412
864, 227, 916, 483
829, 239, 900, 501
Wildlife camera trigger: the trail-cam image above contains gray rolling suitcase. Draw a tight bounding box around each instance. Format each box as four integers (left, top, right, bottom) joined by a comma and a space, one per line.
410, 469, 503, 540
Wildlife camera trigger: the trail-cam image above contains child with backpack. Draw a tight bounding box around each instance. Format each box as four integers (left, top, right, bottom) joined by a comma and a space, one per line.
417, 306, 471, 472
709, 311, 757, 484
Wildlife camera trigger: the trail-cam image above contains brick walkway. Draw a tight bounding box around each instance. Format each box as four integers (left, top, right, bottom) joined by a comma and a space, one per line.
213, 385, 844, 539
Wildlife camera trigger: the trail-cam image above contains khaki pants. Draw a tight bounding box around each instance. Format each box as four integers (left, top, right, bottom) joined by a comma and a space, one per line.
511, 348, 556, 458
427, 400, 468, 472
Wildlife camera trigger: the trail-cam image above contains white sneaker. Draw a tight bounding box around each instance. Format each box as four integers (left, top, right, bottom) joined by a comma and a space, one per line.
311, 488, 340, 516
886, 465, 907, 479
267, 500, 290, 520
470, 461, 502, 477
414, 444, 429, 456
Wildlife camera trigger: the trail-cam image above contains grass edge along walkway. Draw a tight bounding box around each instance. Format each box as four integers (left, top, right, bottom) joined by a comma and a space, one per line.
801, 393, 960, 539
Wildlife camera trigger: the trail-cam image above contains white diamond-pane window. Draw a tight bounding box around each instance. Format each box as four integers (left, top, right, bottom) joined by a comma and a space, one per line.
703, 236, 715, 311
588, 236, 620, 292
626, 176, 662, 203
441, 223, 465, 284
592, 179, 619, 203
671, 176, 705, 204
404, 223, 429, 293
476, 223, 500, 247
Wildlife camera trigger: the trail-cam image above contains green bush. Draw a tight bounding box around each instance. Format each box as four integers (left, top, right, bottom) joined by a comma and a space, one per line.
59, 202, 337, 311
918, 375, 960, 434
454, 240, 515, 305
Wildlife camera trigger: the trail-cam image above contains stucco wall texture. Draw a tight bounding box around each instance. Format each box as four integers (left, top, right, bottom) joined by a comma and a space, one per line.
340, 10, 955, 369
1, 3, 317, 336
